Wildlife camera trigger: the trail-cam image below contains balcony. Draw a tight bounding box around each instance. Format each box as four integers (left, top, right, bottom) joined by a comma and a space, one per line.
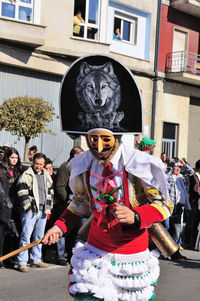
165, 51, 200, 85
170, 0, 200, 17
0, 17, 45, 48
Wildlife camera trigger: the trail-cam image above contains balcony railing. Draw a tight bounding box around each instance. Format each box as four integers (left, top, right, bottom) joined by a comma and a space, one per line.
166, 51, 200, 75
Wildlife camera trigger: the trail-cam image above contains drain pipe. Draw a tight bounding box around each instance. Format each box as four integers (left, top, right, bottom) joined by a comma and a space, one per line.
150, 0, 162, 152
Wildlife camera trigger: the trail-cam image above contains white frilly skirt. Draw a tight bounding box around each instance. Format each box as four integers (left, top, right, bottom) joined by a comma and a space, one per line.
69, 241, 159, 301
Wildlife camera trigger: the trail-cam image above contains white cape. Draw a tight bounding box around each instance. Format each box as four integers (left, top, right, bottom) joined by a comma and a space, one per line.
67, 141, 169, 201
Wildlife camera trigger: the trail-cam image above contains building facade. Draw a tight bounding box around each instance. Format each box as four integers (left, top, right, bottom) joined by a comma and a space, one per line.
156, 0, 200, 167
0, 0, 160, 166
1, 0, 199, 167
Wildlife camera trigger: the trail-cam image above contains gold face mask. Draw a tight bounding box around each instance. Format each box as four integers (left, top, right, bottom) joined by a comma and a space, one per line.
87, 130, 115, 160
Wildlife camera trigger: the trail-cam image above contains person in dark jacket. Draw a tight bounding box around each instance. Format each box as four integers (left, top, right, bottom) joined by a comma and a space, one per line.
43, 146, 84, 265
167, 159, 194, 248
184, 159, 200, 249
0, 147, 23, 268
55, 146, 84, 265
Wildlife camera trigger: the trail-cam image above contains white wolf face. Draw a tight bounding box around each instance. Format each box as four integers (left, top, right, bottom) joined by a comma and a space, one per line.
83, 76, 114, 108
76, 62, 121, 114
76, 61, 124, 129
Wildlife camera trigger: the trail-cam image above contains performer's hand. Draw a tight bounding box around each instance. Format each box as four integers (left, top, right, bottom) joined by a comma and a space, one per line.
42, 226, 63, 245
113, 203, 135, 224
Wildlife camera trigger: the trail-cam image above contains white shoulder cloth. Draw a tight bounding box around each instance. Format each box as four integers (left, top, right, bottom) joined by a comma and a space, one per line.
67, 141, 169, 201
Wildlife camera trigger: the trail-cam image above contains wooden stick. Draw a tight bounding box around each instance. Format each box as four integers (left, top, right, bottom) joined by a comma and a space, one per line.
78, 214, 93, 242
0, 238, 43, 262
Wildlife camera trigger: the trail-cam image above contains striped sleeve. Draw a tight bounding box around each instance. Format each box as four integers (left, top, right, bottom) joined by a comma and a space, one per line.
145, 187, 174, 219
17, 182, 32, 211
134, 186, 174, 229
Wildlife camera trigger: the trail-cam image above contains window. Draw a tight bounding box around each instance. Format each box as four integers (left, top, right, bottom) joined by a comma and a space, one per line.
162, 122, 179, 159
113, 12, 137, 44
1, 0, 33, 22
73, 0, 100, 40
108, 2, 151, 59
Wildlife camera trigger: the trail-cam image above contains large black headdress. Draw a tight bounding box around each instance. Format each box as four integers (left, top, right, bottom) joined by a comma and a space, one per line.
60, 54, 143, 135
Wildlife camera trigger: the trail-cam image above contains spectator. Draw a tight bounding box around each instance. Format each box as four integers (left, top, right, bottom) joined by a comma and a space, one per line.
73, 10, 84, 37
134, 134, 143, 149
184, 159, 200, 249
0, 147, 23, 268
167, 159, 194, 248
42, 157, 57, 264
160, 152, 168, 163
17, 153, 54, 272
54, 146, 84, 265
113, 27, 122, 40
27, 145, 37, 162
162, 160, 176, 232
44, 158, 55, 182
195, 203, 200, 251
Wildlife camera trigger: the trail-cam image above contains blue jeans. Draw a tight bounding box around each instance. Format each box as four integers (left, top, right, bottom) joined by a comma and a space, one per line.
56, 237, 65, 260
162, 218, 170, 231
169, 204, 183, 245
173, 223, 182, 244
17, 210, 47, 265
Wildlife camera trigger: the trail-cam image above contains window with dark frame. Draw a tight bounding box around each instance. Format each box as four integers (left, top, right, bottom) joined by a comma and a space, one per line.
73, 0, 99, 41
162, 122, 178, 159
113, 11, 137, 44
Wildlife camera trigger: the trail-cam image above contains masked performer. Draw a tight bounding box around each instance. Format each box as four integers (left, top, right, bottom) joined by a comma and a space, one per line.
43, 55, 173, 301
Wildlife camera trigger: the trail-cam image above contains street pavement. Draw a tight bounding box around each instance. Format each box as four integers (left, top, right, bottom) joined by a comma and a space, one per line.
157, 249, 200, 301
0, 249, 199, 301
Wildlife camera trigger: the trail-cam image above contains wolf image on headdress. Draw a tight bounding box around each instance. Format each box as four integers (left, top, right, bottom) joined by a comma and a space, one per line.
76, 61, 124, 130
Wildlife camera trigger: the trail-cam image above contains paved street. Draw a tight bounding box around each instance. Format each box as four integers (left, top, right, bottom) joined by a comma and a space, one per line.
0, 249, 199, 301
157, 249, 200, 301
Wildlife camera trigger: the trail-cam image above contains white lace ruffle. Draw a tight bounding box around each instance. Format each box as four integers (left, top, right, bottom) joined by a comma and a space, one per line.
69, 242, 159, 301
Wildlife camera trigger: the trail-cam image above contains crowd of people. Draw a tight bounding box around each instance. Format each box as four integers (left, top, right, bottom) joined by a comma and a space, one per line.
0, 144, 85, 271
0, 142, 199, 272
161, 152, 200, 252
